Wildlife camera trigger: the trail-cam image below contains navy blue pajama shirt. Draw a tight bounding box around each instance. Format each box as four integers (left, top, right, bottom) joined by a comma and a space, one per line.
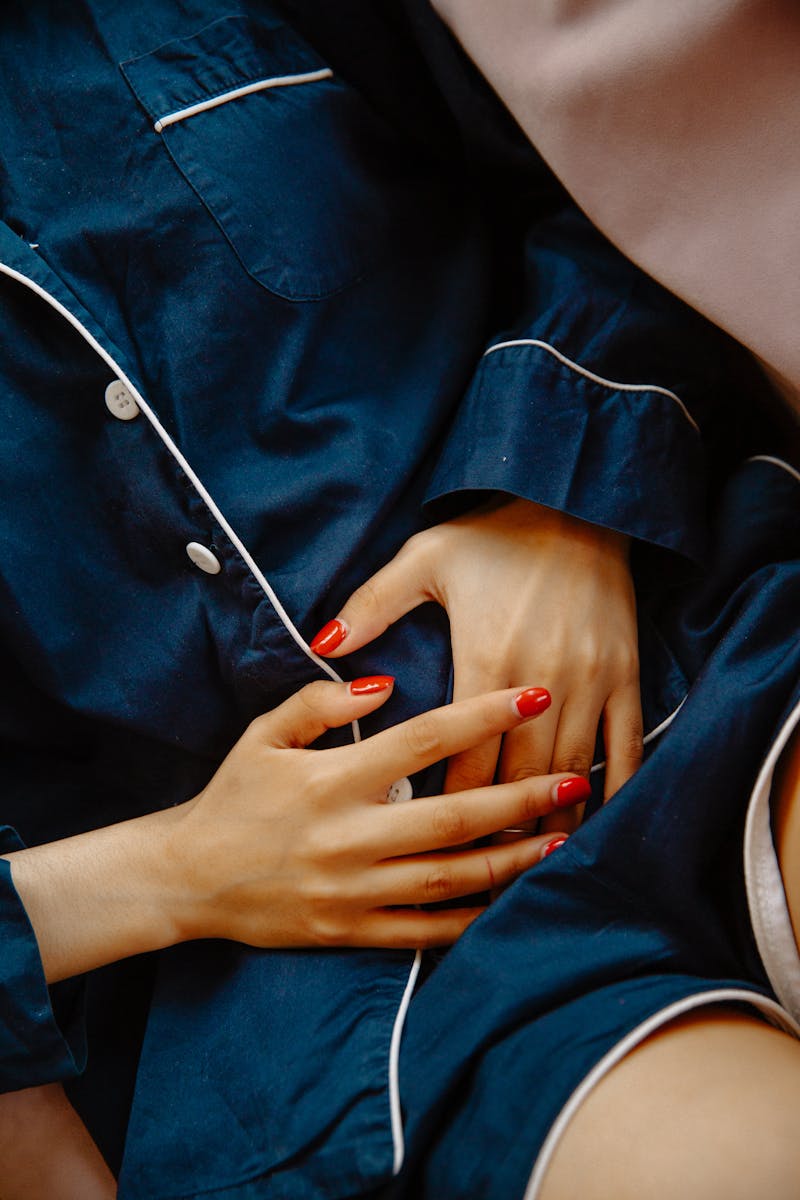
0, 2, 797, 1197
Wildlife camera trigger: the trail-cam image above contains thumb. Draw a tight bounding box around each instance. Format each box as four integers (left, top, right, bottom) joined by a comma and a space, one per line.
309, 537, 436, 658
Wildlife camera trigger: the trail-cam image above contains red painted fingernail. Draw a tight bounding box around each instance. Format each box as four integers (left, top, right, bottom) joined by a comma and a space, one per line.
553, 777, 592, 808
542, 836, 568, 859
513, 688, 551, 719
310, 618, 349, 655
349, 675, 395, 695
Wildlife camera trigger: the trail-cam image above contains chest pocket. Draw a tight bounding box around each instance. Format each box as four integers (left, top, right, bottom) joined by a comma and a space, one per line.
122, 14, 430, 301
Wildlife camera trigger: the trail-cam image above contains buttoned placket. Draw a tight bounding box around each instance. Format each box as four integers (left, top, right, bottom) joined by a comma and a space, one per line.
0, 239, 421, 1175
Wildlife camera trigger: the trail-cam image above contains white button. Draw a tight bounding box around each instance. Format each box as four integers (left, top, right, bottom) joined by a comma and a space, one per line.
386, 776, 413, 804
186, 542, 221, 575
105, 380, 140, 421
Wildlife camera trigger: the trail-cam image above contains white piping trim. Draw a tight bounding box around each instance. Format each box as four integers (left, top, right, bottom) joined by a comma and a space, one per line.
523, 987, 800, 1200
484, 338, 699, 434
745, 454, 800, 486
744, 694, 800, 1018
0, 260, 350, 696
0, 258, 445, 1172
589, 695, 686, 775
390, 949, 422, 1174
153, 68, 333, 132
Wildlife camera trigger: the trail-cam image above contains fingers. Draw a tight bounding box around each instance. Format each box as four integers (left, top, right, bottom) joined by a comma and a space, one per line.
536, 697, 599, 834
602, 683, 644, 801
444, 737, 502, 796
340, 825, 575, 948
497, 704, 562, 784
371, 771, 587, 857
309, 536, 434, 658
338, 686, 551, 792
367, 835, 559, 905
345, 906, 487, 949
255, 677, 395, 749
443, 648, 504, 794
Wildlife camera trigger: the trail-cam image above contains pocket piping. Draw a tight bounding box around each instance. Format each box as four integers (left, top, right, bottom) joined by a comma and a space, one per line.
153, 67, 333, 132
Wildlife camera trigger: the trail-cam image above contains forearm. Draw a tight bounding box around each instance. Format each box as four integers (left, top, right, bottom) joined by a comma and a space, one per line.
1, 678, 580, 998
2, 807, 185, 985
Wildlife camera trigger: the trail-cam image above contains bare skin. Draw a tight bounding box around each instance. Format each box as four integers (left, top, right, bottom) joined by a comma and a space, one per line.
539, 721, 800, 1200
0, 1085, 116, 1200
314, 498, 643, 834
4, 680, 576, 982
0, 501, 642, 1196
0, 679, 575, 1199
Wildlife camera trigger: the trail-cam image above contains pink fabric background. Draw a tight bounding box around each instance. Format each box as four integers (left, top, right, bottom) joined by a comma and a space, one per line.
434, 0, 800, 411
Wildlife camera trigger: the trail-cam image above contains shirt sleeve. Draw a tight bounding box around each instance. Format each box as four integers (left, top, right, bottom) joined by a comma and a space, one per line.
0, 826, 86, 1091
424, 203, 752, 566
270, 4, 758, 565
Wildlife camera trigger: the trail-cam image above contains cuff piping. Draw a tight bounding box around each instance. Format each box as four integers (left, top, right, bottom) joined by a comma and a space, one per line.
484, 338, 699, 433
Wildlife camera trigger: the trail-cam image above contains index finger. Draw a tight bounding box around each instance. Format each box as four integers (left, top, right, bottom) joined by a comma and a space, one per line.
337, 686, 552, 792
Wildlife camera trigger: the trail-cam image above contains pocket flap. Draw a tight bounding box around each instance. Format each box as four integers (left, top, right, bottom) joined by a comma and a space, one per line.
121, 14, 328, 132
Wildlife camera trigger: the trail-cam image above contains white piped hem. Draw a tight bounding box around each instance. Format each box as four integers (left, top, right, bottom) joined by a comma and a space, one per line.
745, 454, 800, 486
744, 694, 800, 1019
390, 950, 423, 1174
524, 988, 800, 1200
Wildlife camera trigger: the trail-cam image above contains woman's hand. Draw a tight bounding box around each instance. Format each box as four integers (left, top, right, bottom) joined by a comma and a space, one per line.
5, 678, 584, 982
310, 498, 643, 817
171, 677, 585, 948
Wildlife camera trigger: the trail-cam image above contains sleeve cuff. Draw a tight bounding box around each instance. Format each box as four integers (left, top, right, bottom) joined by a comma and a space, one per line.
0, 827, 86, 1091
424, 339, 706, 563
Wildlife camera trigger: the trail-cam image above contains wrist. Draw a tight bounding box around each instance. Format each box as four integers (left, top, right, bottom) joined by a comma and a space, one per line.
3, 806, 192, 983
498, 495, 631, 560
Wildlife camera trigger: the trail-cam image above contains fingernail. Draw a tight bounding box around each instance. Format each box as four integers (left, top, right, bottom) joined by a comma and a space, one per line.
310, 618, 349, 655
513, 687, 551, 719
349, 675, 394, 695
552, 777, 592, 808
541, 836, 568, 859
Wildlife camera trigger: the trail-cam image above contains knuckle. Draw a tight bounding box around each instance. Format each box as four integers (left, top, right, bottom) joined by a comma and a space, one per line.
297, 679, 332, 713
424, 867, 455, 902
579, 643, 604, 679
349, 577, 382, 619
404, 527, 439, 563
618, 645, 640, 682
293, 756, 327, 806
431, 801, 468, 844
301, 873, 340, 909
505, 762, 550, 784
405, 714, 443, 759
613, 713, 644, 764
246, 712, 272, 742
621, 731, 644, 764
307, 913, 347, 947
303, 821, 347, 865
448, 758, 492, 793
553, 750, 592, 777
519, 782, 546, 823
401, 532, 441, 595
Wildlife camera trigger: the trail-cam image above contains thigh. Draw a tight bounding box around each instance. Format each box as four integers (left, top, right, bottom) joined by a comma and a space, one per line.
537, 718, 800, 1200
0, 1083, 115, 1200
539, 1007, 800, 1200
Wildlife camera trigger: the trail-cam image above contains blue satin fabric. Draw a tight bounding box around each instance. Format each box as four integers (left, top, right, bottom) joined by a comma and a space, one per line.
0, 1, 782, 1195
